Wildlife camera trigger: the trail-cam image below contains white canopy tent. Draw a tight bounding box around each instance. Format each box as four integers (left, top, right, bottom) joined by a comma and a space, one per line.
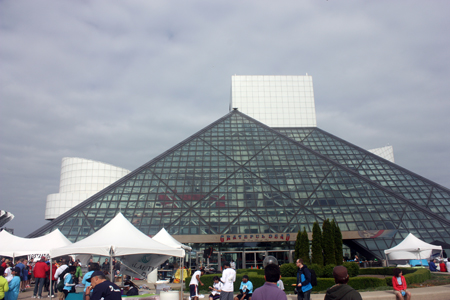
50, 213, 185, 258
153, 228, 192, 251
50, 213, 185, 299
0, 228, 72, 298
153, 228, 191, 296
384, 233, 443, 265
0, 229, 72, 258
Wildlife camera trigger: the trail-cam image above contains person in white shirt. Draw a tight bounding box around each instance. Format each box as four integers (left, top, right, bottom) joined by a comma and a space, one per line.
209, 276, 223, 300
277, 278, 284, 290
220, 262, 236, 300
446, 259, 450, 273
54, 260, 68, 284
230, 260, 236, 270
189, 268, 205, 300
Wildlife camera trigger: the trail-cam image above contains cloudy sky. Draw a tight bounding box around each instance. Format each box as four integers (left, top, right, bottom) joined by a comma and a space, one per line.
1, 0, 449, 237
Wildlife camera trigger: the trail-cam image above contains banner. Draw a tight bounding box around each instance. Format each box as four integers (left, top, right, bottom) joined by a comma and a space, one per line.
121, 254, 170, 279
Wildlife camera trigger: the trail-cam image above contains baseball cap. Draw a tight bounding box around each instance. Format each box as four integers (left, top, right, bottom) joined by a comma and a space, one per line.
86, 270, 104, 282
333, 266, 349, 281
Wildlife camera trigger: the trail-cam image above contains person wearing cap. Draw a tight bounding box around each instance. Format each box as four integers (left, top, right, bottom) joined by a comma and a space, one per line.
234, 275, 253, 300
324, 266, 362, 300
251, 264, 287, 300
295, 259, 312, 300
82, 263, 100, 300
189, 268, 205, 300
33, 257, 50, 299
5, 267, 21, 300
0, 266, 9, 300
220, 262, 236, 300
85, 270, 121, 300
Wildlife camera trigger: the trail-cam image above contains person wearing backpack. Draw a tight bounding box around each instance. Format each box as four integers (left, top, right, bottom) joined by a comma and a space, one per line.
295, 259, 312, 300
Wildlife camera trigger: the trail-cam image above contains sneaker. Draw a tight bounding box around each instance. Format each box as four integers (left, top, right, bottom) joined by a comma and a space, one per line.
37, 297, 41, 299
32, 296, 37, 298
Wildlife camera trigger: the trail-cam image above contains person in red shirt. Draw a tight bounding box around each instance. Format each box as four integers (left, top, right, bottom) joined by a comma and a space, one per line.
33, 257, 50, 298
439, 260, 447, 272
392, 268, 411, 300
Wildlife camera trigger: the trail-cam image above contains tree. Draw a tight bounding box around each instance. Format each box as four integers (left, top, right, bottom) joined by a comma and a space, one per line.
311, 221, 323, 265
294, 229, 302, 260
299, 227, 310, 264
332, 219, 343, 265
322, 219, 336, 265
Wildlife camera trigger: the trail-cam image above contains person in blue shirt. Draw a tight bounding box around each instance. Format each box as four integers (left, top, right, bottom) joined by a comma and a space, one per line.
234, 275, 253, 300
5, 267, 21, 300
296, 259, 312, 300
82, 263, 100, 300
429, 259, 438, 271
62, 266, 76, 299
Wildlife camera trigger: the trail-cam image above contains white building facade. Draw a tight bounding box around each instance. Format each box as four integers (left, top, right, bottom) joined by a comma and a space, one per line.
45, 157, 130, 220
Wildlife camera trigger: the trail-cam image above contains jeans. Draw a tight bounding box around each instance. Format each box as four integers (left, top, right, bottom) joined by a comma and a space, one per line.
34, 277, 46, 297
220, 291, 234, 300
297, 290, 311, 300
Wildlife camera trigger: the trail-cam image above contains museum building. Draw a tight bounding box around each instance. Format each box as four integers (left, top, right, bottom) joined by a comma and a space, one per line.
28, 76, 450, 269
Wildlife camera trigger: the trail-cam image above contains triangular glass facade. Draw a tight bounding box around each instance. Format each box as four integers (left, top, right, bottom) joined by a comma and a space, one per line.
28, 111, 450, 259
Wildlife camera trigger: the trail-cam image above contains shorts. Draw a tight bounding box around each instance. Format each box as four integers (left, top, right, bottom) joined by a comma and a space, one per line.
209, 294, 220, 300
23, 274, 28, 281
190, 285, 198, 297
57, 291, 66, 300
236, 293, 252, 300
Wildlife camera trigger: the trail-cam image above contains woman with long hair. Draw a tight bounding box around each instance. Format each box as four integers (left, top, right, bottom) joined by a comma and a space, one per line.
392, 268, 411, 300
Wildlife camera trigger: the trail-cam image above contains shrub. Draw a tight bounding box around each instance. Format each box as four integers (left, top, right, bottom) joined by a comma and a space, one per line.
322, 264, 336, 278
322, 219, 336, 265
308, 263, 323, 277
311, 222, 323, 265
280, 277, 297, 293
348, 277, 387, 290
280, 263, 297, 277
235, 268, 265, 275
342, 262, 360, 277
312, 278, 335, 292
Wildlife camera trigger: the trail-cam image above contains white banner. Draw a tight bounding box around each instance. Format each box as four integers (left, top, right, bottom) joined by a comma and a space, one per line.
121, 254, 169, 279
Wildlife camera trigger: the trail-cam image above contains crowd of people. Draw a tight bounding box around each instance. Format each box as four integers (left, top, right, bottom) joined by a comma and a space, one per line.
428, 258, 450, 272
4, 255, 446, 300
0, 257, 125, 300
188, 260, 363, 300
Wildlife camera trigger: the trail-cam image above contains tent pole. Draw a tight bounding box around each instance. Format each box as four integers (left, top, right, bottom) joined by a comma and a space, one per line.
180, 256, 184, 300
49, 256, 53, 298
418, 249, 423, 267
110, 253, 113, 282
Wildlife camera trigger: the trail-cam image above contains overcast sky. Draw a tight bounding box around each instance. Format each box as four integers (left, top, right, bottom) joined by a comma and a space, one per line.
1, 0, 449, 237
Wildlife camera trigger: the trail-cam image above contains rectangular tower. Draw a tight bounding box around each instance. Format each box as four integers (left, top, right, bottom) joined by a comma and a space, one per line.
230, 75, 317, 127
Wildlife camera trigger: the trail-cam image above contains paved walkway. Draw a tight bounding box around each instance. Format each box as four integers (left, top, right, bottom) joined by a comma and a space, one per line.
16, 282, 450, 300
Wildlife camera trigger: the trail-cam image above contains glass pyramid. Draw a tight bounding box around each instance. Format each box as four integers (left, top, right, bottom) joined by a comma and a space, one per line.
28, 111, 450, 259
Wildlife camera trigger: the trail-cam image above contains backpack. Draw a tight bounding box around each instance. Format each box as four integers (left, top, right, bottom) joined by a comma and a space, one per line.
309, 269, 317, 287
56, 279, 65, 292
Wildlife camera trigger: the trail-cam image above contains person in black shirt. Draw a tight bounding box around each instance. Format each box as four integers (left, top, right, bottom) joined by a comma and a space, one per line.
123, 280, 139, 296
85, 271, 121, 300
